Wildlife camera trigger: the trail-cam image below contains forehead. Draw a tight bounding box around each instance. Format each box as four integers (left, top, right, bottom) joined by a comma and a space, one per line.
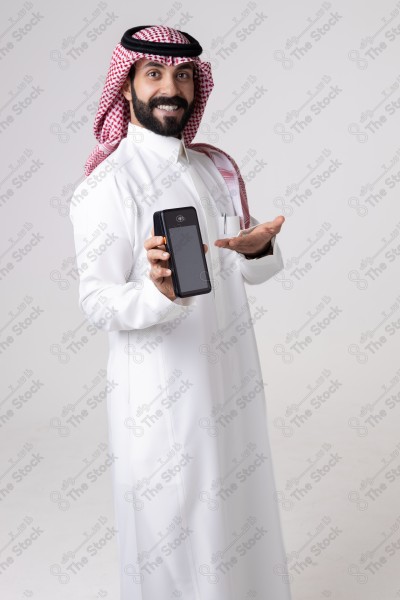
135, 58, 194, 71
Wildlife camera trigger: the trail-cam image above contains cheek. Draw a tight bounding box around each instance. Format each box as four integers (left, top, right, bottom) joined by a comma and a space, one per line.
134, 78, 158, 102
181, 83, 194, 105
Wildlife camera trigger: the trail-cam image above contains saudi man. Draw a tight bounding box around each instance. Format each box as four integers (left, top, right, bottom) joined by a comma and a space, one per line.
69, 24, 292, 600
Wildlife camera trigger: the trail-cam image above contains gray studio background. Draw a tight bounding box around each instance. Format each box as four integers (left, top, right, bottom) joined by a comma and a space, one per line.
1, 0, 400, 598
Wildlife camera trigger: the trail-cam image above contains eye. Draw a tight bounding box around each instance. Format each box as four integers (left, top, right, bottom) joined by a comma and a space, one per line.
146, 70, 193, 79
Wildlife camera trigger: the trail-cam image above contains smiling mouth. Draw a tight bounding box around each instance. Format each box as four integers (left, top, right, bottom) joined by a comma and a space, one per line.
154, 104, 184, 115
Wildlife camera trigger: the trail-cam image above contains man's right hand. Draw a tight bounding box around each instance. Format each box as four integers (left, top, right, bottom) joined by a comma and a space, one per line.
144, 227, 208, 301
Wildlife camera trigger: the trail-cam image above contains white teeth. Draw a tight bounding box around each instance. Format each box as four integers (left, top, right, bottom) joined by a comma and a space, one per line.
157, 105, 179, 111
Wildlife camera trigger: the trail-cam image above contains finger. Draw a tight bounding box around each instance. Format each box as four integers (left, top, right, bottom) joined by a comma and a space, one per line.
214, 238, 231, 247
204, 243, 208, 253
147, 248, 170, 263
263, 216, 285, 233
268, 219, 284, 233
144, 235, 166, 250
150, 263, 171, 280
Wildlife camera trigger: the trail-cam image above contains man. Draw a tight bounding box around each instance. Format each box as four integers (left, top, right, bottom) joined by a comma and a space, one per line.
69, 25, 292, 600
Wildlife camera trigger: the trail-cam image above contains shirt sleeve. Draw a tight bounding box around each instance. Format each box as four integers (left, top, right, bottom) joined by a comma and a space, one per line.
235, 215, 285, 285
203, 148, 284, 286
68, 171, 195, 332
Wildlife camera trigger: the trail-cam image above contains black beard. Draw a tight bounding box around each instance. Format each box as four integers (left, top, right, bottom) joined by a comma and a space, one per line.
130, 78, 195, 137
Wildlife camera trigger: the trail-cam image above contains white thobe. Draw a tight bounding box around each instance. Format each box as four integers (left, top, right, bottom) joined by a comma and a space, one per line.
69, 122, 292, 600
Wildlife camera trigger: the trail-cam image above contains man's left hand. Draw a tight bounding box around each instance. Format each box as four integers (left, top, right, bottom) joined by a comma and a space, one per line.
214, 215, 285, 257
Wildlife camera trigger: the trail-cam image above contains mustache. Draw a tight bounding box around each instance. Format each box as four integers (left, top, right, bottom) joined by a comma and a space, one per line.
149, 97, 188, 110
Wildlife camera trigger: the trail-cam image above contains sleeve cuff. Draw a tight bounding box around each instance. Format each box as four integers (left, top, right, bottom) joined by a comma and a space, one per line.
143, 273, 196, 322
242, 238, 273, 259
236, 235, 284, 285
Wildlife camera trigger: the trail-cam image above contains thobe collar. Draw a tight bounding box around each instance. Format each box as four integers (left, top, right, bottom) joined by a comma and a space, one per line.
127, 122, 190, 164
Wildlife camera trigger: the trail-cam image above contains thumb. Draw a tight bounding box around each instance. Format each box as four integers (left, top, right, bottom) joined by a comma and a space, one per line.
203, 243, 208, 254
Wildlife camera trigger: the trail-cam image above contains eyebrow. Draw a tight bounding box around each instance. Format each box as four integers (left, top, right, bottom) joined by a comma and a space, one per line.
141, 61, 194, 71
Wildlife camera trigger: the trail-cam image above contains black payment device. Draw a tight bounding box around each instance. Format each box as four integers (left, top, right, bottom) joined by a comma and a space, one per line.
153, 206, 212, 298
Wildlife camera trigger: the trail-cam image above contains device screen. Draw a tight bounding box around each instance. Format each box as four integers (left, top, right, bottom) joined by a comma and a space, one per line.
169, 225, 209, 293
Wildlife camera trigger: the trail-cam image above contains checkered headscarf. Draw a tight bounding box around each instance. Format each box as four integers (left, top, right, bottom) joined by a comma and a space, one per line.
84, 25, 250, 228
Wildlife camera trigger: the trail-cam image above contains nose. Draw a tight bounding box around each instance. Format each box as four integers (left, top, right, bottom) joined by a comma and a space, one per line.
159, 73, 181, 98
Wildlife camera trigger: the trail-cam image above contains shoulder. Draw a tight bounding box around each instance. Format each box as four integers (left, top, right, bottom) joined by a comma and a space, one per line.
69, 153, 125, 222
187, 143, 237, 173
187, 142, 227, 159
